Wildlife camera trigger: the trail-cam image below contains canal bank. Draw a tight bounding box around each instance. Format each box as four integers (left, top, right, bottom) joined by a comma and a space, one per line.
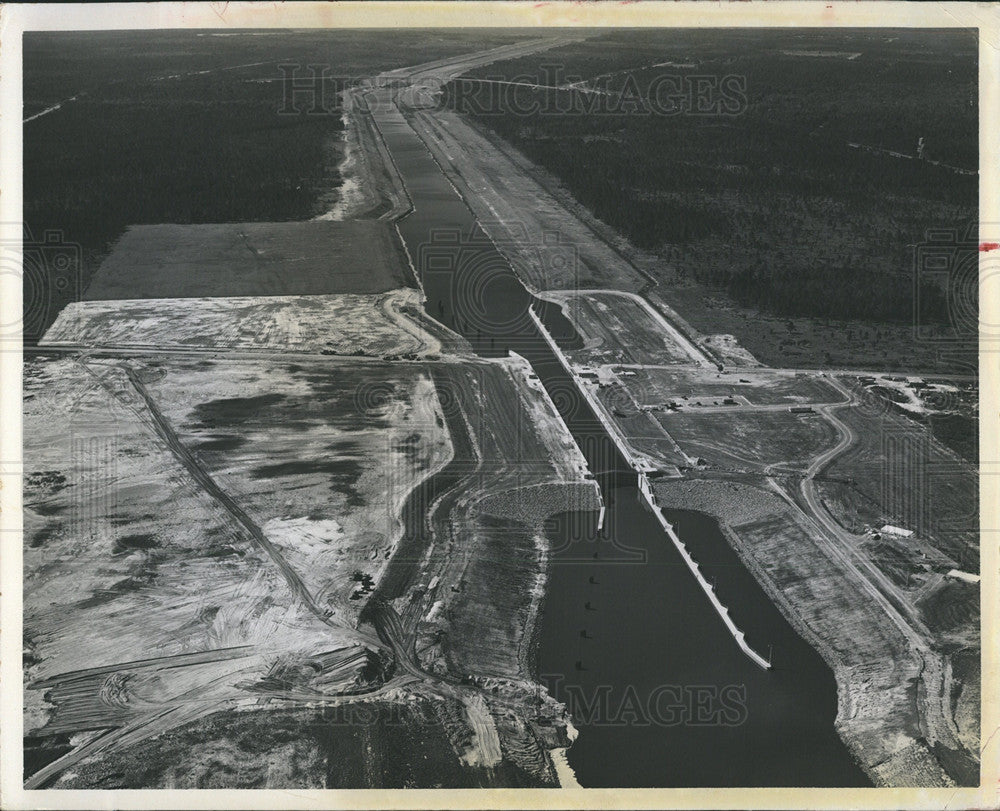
365, 85, 871, 788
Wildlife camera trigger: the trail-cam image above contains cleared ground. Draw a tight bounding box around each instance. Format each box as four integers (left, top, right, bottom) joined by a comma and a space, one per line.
816, 395, 979, 575
83, 221, 412, 300
43, 289, 460, 358
851, 375, 979, 462
382, 355, 600, 681
139, 357, 452, 614
657, 410, 839, 472
625, 367, 844, 408
21, 354, 451, 778
44, 700, 511, 789
592, 383, 690, 469
544, 291, 705, 367
23, 347, 596, 788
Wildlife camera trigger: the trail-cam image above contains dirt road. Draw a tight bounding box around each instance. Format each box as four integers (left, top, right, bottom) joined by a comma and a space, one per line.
120, 364, 386, 651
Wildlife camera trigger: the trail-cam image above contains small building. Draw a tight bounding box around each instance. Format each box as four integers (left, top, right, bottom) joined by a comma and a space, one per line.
880, 524, 914, 538
789, 406, 815, 414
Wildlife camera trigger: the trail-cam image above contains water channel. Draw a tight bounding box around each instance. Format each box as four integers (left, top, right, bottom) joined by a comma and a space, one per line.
370, 89, 871, 787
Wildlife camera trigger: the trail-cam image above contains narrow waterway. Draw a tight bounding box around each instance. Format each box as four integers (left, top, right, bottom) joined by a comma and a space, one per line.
368, 88, 871, 787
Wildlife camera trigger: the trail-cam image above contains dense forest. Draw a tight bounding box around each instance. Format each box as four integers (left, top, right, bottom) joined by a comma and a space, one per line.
447, 28, 978, 333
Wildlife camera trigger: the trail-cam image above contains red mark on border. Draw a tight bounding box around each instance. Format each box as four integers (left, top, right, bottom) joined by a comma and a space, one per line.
980, 242, 999, 252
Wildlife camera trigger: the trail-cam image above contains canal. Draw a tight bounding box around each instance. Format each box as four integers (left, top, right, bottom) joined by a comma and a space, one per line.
367, 87, 871, 787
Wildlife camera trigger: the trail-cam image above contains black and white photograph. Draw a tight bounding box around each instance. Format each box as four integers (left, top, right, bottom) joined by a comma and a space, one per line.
1, 2, 996, 808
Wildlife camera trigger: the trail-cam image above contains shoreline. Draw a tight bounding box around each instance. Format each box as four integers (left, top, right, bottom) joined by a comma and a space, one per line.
651, 481, 963, 787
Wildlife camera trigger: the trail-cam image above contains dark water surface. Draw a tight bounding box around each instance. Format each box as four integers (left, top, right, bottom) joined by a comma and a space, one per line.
371, 89, 870, 787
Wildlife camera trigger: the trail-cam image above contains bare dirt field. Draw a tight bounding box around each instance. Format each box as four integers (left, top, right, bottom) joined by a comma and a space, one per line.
657, 410, 839, 473
817, 393, 978, 572
21, 353, 452, 782
625, 367, 844, 408
591, 384, 690, 469
83, 221, 412, 300
542, 290, 705, 367
403, 104, 648, 296
22, 355, 448, 643
42, 289, 462, 358
44, 698, 523, 789
138, 357, 453, 611
23, 343, 596, 788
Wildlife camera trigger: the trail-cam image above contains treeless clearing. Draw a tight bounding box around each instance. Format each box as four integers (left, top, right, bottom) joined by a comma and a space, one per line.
44, 289, 456, 358
623, 367, 843, 407
84, 221, 412, 300
546, 291, 705, 367
657, 410, 839, 472
21, 355, 449, 740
